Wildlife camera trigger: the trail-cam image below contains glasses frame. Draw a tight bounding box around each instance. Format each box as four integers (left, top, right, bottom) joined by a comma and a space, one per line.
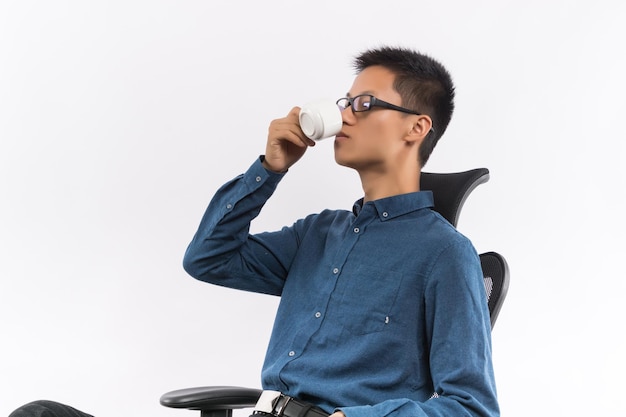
336, 94, 422, 116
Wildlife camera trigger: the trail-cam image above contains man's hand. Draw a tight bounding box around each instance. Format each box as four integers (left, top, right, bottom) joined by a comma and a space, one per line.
262, 107, 315, 173
329, 412, 346, 417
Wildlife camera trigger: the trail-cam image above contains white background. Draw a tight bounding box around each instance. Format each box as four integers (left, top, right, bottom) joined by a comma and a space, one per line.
1, 1, 625, 416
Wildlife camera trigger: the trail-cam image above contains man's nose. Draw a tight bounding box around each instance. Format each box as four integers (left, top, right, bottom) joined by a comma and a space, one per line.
339, 105, 355, 124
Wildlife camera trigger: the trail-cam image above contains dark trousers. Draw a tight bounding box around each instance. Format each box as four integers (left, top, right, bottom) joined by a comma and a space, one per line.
9, 401, 93, 417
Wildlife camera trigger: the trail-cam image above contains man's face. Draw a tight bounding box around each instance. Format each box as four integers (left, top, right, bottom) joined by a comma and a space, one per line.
334, 65, 415, 171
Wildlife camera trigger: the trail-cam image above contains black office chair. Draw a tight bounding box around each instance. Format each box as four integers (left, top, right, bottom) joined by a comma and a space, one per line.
161, 168, 510, 416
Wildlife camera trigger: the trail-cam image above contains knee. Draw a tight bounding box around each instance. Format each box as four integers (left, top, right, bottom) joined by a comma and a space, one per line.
10, 400, 68, 417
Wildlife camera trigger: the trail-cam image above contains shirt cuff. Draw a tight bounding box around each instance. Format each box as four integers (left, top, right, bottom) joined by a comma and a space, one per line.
243, 156, 285, 191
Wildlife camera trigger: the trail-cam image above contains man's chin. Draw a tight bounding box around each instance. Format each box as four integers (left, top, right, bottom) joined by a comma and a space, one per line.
335, 158, 356, 169
333, 155, 353, 169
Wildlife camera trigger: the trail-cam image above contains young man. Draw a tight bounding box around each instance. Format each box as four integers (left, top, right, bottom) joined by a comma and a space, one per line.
10, 46, 498, 417
182, 46, 499, 417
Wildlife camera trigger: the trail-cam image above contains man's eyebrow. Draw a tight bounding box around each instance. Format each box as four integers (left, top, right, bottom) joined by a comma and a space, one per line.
346, 91, 374, 98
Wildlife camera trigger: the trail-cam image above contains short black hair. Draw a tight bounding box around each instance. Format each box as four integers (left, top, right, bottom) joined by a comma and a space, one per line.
353, 46, 455, 166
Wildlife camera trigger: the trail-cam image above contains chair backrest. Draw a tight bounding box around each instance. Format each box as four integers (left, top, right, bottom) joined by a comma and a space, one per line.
480, 251, 510, 328
420, 168, 490, 227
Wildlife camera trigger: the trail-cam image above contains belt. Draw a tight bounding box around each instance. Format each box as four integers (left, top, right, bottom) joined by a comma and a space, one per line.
251, 391, 329, 417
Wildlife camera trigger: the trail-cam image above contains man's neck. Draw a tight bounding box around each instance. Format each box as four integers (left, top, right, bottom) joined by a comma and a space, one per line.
359, 165, 421, 203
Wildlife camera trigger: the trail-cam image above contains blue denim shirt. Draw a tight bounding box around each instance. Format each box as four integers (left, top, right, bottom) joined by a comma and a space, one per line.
183, 157, 499, 417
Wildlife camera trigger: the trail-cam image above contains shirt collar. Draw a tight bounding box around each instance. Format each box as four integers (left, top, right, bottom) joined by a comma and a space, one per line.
352, 191, 434, 220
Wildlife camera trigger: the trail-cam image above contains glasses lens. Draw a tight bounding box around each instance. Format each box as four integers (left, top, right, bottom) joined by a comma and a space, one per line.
353, 95, 372, 112
336, 98, 350, 110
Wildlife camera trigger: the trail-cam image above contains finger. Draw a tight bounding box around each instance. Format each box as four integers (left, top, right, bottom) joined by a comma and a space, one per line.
269, 120, 314, 148
288, 106, 302, 117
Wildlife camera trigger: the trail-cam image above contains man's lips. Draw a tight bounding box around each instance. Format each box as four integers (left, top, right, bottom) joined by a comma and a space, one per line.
336, 131, 349, 139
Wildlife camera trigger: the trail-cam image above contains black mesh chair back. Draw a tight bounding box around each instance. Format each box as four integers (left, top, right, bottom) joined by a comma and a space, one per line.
480, 251, 510, 328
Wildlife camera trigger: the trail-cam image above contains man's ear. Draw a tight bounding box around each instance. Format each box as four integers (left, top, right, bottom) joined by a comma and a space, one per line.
405, 115, 433, 144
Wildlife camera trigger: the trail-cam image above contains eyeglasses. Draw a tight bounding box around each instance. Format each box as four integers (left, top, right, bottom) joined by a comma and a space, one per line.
336, 94, 422, 116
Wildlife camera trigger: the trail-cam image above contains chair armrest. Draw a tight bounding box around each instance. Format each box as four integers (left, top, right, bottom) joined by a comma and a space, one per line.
160, 386, 262, 410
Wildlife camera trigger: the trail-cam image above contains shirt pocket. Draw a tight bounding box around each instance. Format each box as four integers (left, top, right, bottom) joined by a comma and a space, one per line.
336, 264, 404, 335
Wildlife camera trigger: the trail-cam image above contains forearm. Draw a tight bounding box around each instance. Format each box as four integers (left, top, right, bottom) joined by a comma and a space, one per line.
339, 392, 496, 417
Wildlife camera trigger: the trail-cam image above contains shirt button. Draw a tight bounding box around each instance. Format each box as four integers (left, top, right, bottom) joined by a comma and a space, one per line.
382, 212, 389, 218
255, 176, 262, 182
226, 204, 233, 209
353, 227, 360, 233
315, 312, 321, 318
288, 351, 295, 357
332, 268, 339, 274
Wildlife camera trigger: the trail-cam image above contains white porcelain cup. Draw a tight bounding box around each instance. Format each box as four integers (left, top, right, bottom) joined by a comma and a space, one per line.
299, 98, 343, 140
